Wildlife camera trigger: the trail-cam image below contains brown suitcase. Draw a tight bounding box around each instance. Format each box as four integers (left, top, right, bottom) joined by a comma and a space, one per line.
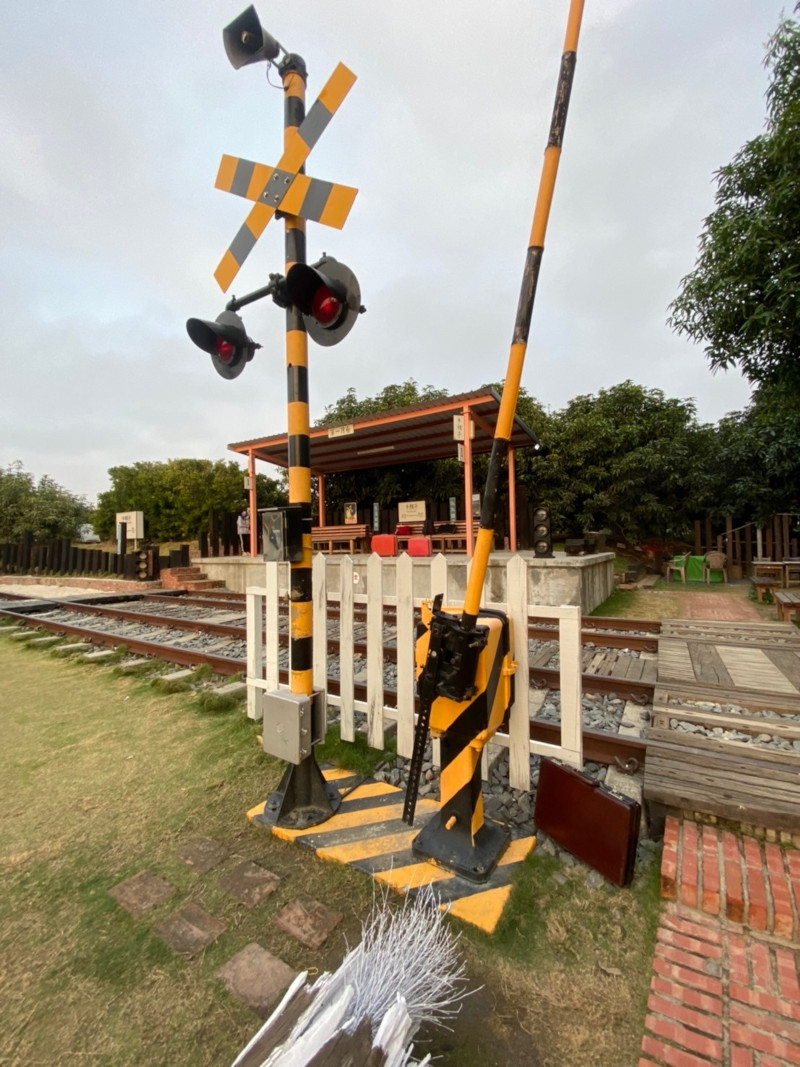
534, 757, 640, 887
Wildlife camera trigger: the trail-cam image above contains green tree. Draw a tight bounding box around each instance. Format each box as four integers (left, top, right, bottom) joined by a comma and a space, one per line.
316, 379, 448, 427
533, 382, 714, 544
0, 462, 90, 541
711, 386, 800, 524
669, 8, 800, 391
316, 380, 459, 512
92, 459, 286, 541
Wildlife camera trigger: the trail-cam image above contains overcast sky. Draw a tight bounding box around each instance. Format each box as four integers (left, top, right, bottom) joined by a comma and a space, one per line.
0, 1, 787, 503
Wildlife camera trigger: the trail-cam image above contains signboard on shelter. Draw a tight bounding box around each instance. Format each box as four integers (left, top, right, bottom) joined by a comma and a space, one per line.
398, 501, 426, 523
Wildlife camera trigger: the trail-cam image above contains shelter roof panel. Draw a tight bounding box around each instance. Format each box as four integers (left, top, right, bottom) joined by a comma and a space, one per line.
228, 388, 540, 474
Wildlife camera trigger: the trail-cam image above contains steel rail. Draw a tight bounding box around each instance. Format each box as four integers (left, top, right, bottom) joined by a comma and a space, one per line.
0, 610, 245, 674
1, 607, 648, 765
1, 598, 657, 686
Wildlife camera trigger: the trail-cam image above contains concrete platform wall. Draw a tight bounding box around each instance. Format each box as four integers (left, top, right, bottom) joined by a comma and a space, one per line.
198, 551, 615, 614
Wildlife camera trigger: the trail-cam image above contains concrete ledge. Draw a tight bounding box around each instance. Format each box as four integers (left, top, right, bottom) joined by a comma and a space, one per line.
197, 551, 615, 613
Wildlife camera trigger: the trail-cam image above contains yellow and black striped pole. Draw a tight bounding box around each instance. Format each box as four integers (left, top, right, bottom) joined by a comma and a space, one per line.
404, 0, 585, 876
462, 0, 584, 629
282, 55, 313, 695
264, 54, 340, 826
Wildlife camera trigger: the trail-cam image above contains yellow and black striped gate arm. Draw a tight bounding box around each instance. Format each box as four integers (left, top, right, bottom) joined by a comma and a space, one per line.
461, 0, 584, 630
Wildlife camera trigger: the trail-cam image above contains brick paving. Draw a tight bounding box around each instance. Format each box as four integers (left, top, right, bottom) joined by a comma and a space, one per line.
681, 593, 763, 623
640, 817, 800, 1065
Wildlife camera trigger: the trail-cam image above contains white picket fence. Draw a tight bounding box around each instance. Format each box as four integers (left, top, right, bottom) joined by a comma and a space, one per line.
246, 552, 583, 792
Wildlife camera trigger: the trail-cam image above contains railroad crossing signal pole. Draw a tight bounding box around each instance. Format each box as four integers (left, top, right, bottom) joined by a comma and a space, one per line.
187, 6, 363, 829
259, 52, 343, 828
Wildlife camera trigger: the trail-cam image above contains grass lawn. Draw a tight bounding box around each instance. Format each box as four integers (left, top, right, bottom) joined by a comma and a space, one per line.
0, 630, 661, 1066
591, 578, 779, 623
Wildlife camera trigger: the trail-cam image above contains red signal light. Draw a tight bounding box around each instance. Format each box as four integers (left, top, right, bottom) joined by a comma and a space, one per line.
216, 337, 236, 363
311, 285, 342, 326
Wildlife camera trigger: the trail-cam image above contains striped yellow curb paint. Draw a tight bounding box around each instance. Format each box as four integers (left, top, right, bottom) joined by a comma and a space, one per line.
248, 768, 536, 934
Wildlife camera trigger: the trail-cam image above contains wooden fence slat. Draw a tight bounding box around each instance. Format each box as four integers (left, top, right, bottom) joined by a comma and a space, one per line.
395, 553, 415, 758
366, 553, 384, 751
246, 587, 265, 721
312, 553, 328, 693
506, 556, 532, 791
264, 562, 280, 691
431, 552, 448, 605
339, 555, 355, 742
558, 605, 584, 767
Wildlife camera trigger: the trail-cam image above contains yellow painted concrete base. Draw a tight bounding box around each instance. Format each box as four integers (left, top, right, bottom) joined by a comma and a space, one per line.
247, 767, 535, 934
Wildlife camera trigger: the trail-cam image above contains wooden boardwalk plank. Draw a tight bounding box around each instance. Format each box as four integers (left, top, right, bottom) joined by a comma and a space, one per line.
657, 637, 696, 684
715, 645, 799, 695
687, 641, 734, 687
764, 647, 800, 690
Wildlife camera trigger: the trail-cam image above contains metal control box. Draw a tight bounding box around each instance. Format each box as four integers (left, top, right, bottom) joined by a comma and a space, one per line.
262, 690, 327, 763
261, 505, 304, 562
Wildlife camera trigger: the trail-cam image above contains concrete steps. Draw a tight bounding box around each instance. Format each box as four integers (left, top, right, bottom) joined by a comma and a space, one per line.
159, 567, 226, 592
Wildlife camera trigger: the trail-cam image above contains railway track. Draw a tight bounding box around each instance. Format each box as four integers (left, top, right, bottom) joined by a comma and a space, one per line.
0, 589, 653, 765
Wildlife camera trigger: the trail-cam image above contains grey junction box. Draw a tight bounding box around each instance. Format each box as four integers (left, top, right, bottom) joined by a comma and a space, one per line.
262, 690, 327, 764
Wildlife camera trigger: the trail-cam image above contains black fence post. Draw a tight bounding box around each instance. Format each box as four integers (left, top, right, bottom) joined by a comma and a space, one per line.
209, 510, 220, 557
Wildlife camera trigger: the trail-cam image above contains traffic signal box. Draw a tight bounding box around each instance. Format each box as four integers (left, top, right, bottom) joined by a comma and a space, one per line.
405, 597, 517, 882
532, 505, 553, 558
186, 310, 260, 380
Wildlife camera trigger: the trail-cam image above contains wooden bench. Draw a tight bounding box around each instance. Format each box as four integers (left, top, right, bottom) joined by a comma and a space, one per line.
395, 520, 471, 553
775, 589, 800, 623
311, 524, 371, 554
750, 575, 780, 603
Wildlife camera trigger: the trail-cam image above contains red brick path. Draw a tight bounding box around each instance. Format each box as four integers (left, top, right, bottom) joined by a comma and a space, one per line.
681, 594, 763, 623
640, 817, 800, 1065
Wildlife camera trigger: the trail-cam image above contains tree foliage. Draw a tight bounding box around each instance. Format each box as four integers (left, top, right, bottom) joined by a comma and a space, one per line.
92, 459, 286, 541
316, 379, 448, 427
315, 380, 461, 510
669, 8, 800, 390
711, 385, 800, 525
532, 382, 715, 543
0, 462, 91, 541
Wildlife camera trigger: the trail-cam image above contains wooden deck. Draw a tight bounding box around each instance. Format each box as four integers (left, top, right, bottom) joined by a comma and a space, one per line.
657, 619, 800, 697
644, 618, 800, 832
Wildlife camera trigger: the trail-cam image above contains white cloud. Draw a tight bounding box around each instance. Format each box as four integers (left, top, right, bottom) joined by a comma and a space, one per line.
0, 0, 784, 501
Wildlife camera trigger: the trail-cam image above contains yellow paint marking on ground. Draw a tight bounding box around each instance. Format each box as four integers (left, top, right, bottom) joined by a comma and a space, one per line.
443, 885, 513, 933
246, 801, 267, 823
498, 836, 537, 865
264, 798, 440, 841
322, 767, 363, 782
316, 829, 418, 864
343, 781, 401, 799
374, 860, 456, 891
